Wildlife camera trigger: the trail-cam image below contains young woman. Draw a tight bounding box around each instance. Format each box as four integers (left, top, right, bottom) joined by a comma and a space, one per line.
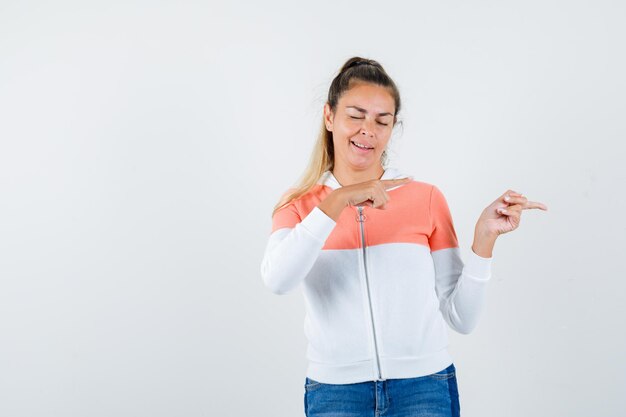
260, 56, 548, 417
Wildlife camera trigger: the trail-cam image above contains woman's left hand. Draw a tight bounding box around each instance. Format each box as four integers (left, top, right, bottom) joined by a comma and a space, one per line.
477, 189, 549, 237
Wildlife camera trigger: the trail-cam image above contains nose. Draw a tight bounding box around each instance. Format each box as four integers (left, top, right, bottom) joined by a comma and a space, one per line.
360, 119, 375, 137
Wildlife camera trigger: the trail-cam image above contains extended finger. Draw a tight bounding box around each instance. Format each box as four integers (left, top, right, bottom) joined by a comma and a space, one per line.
381, 177, 412, 189
503, 193, 548, 211
523, 200, 548, 210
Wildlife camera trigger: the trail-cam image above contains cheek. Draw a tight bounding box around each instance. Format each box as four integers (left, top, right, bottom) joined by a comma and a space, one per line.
338, 123, 355, 134
334, 126, 356, 142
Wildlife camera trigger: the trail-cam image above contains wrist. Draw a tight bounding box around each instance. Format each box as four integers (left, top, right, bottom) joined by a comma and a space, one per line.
318, 190, 348, 221
474, 223, 498, 241
472, 226, 497, 258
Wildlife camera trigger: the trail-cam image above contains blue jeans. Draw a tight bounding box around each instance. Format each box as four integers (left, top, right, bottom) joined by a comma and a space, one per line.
304, 363, 460, 417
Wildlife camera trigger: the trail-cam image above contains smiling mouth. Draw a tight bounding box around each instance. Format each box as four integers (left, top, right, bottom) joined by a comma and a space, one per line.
350, 140, 374, 151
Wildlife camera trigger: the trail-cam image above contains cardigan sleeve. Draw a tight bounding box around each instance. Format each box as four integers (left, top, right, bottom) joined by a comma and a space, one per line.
260, 202, 337, 295
428, 184, 493, 334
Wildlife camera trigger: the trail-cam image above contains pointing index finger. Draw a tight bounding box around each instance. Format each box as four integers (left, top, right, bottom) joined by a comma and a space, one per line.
525, 200, 549, 211
517, 197, 548, 211
381, 177, 413, 189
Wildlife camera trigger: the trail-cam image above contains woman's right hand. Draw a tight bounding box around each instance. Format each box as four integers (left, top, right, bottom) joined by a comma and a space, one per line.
339, 177, 412, 209
318, 177, 412, 221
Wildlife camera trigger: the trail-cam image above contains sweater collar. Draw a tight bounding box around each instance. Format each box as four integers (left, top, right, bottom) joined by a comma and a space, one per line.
318, 166, 406, 190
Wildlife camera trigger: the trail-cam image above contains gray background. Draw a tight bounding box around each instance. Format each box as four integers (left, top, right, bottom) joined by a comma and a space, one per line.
1, 1, 624, 416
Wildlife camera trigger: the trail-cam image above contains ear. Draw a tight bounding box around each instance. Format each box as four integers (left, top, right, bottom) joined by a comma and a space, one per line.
324, 103, 333, 131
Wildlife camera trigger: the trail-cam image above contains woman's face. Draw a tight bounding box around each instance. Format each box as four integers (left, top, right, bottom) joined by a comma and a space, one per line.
324, 82, 396, 172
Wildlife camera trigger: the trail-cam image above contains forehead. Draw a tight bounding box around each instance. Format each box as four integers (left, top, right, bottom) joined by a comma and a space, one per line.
338, 82, 395, 115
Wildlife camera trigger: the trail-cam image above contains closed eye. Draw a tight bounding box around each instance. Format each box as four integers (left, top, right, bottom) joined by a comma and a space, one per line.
349, 116, 388, 126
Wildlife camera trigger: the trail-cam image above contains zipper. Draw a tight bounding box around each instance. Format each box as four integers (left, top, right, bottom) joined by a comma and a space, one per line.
356, 205, 384, 381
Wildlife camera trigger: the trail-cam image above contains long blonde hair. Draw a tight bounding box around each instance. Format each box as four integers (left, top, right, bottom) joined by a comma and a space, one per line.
271, 56, 403, 218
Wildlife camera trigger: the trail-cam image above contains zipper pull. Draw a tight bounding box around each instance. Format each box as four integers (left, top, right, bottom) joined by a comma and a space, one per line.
356, 206, 367, 222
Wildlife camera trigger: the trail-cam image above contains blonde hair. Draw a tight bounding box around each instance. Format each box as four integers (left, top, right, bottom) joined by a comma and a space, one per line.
271, 56, 403, 218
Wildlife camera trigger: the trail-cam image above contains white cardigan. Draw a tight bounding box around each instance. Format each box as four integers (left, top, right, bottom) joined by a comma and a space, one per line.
260, 167, 492, 384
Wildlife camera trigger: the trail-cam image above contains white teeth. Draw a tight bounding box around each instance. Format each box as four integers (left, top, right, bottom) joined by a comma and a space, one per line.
352, 141, 372, 149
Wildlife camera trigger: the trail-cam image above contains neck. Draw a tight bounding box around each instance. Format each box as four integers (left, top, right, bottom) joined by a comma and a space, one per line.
332, 164, 385, 187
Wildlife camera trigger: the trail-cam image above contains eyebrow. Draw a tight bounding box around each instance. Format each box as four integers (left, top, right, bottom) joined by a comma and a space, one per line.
345, 105, 394, 117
